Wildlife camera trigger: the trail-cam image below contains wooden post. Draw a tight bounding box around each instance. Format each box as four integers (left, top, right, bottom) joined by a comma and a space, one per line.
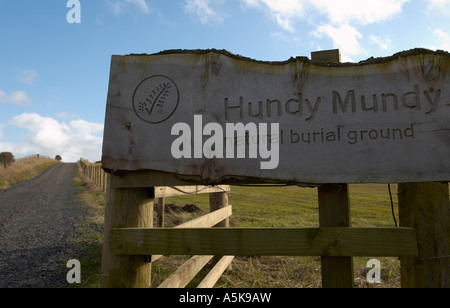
318, 184, 354, 288
98, 167, 102, 188
157, 198, 165, 228
209, 192, 229, 228
312, 49, 353, 288
99, 168, 103, 190
97, 166, 100, 187
209, 191, 231, 271
101, 176, 154, 288
398, 182, 450, 288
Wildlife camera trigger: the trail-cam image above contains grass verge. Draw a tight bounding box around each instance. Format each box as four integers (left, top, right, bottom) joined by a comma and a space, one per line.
70, 165, 105, 288
0, 158, 58, 189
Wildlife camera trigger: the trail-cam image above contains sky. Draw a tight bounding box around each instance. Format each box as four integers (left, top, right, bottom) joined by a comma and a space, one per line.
1, 0, 449, 162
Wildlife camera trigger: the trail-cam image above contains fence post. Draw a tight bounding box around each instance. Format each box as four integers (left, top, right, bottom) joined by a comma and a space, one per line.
101, 177, 154, 288
312, 49, 354, 288
398, 182, 450, 288
157, 198, 165, 228
209, 192, 229, 228
97, 166, 100, 188
318, 184, 354, 288
209, 191, 231, 271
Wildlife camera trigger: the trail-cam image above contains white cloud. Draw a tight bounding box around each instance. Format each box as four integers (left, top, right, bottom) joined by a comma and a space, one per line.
370, 35, 392, 50
314, 24, 363, 62
6, 113, 103, 162
17, 69, 39, 85
241, 0, 408, 61
127, 0, 150, 13
0, 142, 35, 158
311, 0, 409, 25
430, 29, 450, 51
241, 0, 408, 32
184, 0, 225, 24
106, 0, 151, 14
0, 90, 31, 105
241, 0, 305, 32
56, 112, 79, 119
426, 0, 450, 15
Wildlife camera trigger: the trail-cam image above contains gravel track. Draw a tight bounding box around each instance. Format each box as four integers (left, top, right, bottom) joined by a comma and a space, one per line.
0, 163, 83, 288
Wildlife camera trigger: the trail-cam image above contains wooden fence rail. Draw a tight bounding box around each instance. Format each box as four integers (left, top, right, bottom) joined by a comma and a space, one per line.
100, 180, 232, 288
78, 159, 107, 192
78, 159, 234, 288
111, 227, 417, 257
79, 158, 235, 288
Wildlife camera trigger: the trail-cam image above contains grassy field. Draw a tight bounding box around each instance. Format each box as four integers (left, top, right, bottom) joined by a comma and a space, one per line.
154, 184, 401, 288
0, 157, 59, 189
73, 164, 403, 288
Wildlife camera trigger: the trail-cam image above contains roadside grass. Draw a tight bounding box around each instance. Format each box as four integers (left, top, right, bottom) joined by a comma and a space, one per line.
0, 158, 58, 189
70, 165, 105, 288
72, 166, 401, 288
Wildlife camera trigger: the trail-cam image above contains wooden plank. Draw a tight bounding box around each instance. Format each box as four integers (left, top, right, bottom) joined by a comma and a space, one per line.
111, 227, 418, 257
157, 255, 214, 288
109, 170, 300, 188
103, 49, 450, 185
154, 185, 230, 198
318, 184, 354, 288
175, 206, 232, 229
101, 177, 154, 288
398, 182, 450, 288
109, 170, 203, 188
150, 206, 233, 262
198, 256, 235, 288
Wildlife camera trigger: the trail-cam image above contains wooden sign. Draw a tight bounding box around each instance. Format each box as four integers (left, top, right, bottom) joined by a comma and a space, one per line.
102, 49, 450, 184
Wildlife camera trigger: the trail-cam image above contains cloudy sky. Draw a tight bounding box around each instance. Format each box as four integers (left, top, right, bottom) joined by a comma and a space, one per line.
1, 0, 449, 162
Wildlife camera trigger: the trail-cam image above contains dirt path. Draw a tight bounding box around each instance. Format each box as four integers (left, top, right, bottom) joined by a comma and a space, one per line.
0, 163, 83, 288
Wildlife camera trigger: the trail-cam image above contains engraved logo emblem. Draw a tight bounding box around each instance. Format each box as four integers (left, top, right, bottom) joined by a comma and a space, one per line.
133, 75, 180, 124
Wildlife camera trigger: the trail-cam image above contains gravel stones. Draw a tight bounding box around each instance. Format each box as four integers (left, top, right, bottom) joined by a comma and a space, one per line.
0, 163, 83, 288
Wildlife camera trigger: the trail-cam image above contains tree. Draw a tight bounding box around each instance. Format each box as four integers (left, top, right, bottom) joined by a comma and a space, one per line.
0, 152, 15, 168
55, 155, 62, 162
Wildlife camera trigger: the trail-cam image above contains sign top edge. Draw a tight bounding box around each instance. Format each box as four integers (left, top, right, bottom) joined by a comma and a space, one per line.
111, 48, 450, 67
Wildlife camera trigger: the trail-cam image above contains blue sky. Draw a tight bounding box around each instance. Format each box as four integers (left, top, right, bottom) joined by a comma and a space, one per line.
1, 0, 449, 162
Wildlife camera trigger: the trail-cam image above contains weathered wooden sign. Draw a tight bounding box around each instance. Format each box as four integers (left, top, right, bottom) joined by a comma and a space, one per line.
102, 49, 450, 184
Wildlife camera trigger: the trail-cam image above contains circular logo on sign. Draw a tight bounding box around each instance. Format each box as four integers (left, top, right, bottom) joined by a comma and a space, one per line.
132, 75, 180, 124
